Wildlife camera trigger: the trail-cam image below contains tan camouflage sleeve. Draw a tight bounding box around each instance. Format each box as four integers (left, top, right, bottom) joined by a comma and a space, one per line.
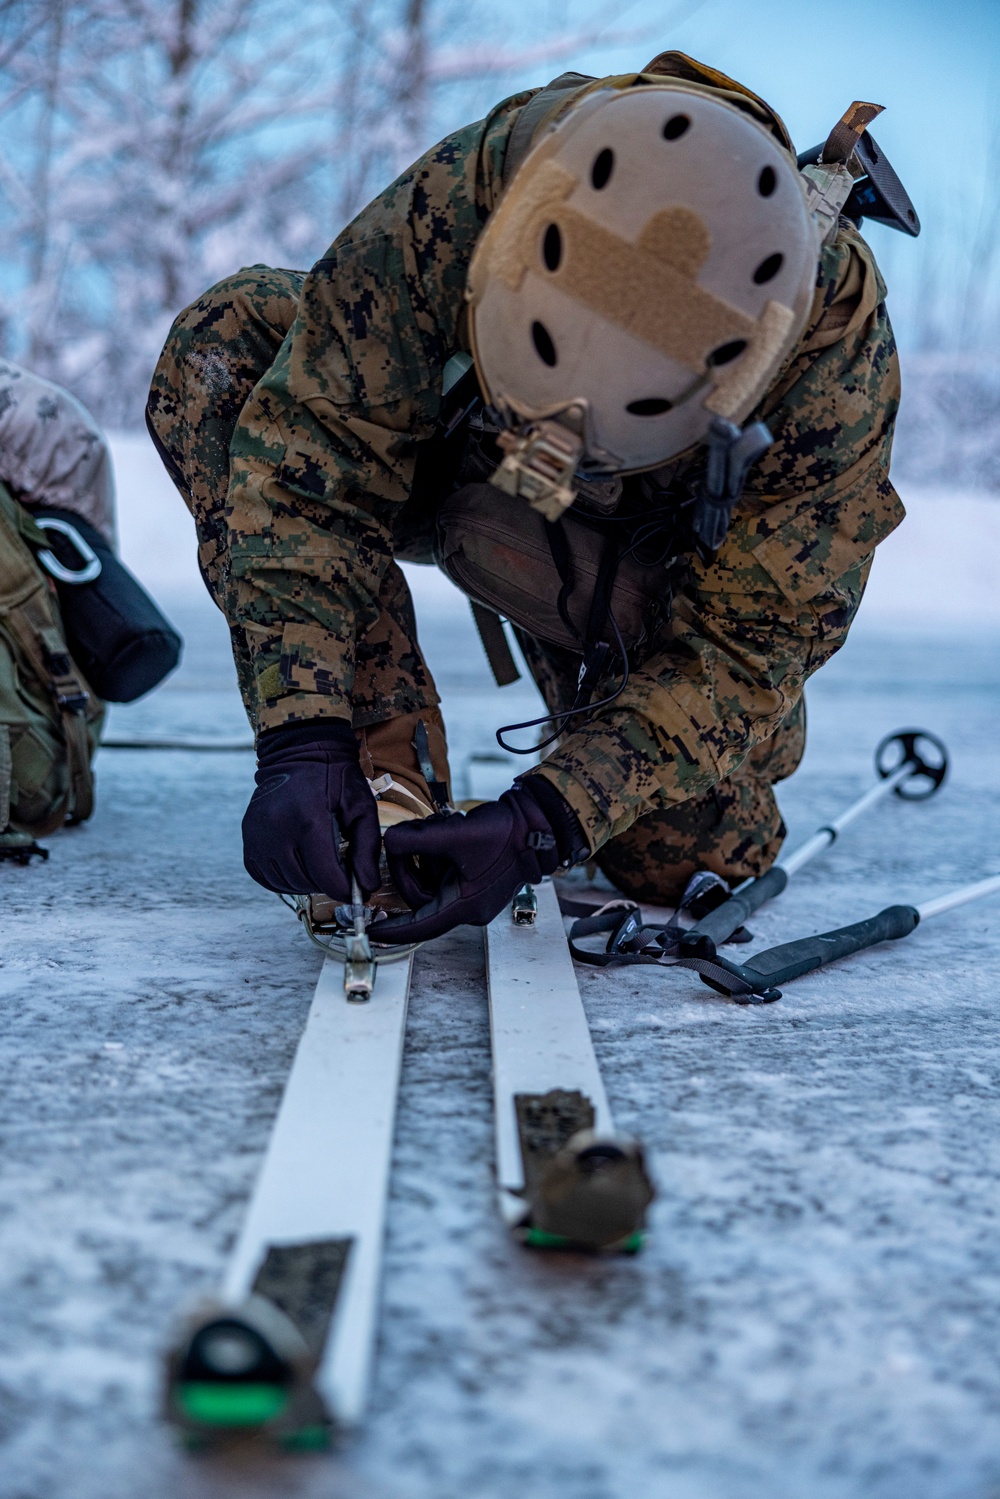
227, 94, 532, 731
532, 224, 905, 852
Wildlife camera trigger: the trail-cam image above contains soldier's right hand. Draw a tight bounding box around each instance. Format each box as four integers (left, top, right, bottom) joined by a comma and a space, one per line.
241, 720, 381, 901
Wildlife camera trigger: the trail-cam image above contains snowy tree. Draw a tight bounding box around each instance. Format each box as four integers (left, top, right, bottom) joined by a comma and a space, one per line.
0, 0, 646, 425
880, 112, 1000, 494
0, 0, 349, 421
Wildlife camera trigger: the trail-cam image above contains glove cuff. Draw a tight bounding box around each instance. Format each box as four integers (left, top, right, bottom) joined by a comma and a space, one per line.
256, 718, 358, 759
516, 775, 590, 867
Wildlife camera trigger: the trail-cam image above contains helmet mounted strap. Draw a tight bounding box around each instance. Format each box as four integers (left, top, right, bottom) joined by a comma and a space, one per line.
692, 418, 774, 559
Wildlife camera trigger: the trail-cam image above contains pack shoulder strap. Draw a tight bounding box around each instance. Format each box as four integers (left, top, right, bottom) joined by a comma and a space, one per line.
470, 600, 521, 686
502, 71, 597, 188
6, 583, 96, 826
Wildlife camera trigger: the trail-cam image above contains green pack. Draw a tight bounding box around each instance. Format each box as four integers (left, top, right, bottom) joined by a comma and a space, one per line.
0, 481, 102, 860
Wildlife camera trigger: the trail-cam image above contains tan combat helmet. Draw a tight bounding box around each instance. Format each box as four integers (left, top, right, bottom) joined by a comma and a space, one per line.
466, 81, 830, 519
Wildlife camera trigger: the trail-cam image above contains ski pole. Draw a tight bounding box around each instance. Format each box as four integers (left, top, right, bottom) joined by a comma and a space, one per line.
688, 869, 1000, 1004
679, 729, 948, 960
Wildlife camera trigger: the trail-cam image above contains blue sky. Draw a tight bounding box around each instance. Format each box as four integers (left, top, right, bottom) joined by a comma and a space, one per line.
458, 0, 1000, 350
558, 0, 997, 201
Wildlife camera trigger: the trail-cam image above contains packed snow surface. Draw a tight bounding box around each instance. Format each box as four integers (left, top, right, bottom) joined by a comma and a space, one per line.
1, 439, 999, 1498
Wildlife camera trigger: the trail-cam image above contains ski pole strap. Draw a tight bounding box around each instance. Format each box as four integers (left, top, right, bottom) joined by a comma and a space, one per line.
564, 871, 755, 968
566, 902, 675, 964
565, 901, 751, 973
565, 904, 779, 1001
568, 895, 922, 1005
680, 865, 789, 958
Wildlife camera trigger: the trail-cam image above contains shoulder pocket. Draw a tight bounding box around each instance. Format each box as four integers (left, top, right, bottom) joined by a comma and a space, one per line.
748, 458, 904, 605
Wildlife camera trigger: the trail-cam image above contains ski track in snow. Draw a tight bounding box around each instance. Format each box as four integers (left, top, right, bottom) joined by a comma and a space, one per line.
1, 448, 1000, 1498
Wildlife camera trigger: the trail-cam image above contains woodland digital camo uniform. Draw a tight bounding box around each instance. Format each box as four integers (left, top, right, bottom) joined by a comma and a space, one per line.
147, 56, 903, 904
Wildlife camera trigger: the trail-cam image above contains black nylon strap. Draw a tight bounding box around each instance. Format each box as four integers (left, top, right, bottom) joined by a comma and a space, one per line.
543, 518, 580, 643
470, 601, 522, 686
585, 532, 621, 646
502, 72, 597, 187
565, 922, 776, 1002
565, 901, 777, 1001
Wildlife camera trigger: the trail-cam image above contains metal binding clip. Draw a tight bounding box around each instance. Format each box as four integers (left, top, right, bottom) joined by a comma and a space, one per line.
511, 883, 538, 925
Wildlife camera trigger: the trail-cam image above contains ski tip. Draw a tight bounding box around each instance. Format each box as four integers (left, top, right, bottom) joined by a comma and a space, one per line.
163, 1296, 334, 1450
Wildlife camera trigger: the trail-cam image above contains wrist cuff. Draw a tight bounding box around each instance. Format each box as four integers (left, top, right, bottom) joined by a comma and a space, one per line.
257, 718, 358, 757
517, 775, 590, 866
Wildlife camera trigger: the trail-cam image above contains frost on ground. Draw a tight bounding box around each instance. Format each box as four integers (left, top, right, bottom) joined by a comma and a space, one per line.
1, 442, 1000, 1499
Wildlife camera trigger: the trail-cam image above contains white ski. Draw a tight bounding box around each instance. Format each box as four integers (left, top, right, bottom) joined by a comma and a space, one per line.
165, 947, 413, 1445
485, 879, 654, 1251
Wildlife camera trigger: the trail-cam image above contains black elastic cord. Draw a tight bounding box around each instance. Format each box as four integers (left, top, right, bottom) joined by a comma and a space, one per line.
496, 607, 630, 754
544, 518, 580, 644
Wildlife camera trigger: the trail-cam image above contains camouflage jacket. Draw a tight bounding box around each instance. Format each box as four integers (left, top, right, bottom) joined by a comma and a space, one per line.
228, 60, 902, 853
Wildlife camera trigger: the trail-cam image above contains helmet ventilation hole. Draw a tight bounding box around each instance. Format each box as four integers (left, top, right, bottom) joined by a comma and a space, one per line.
626, 398, 673, 416
591, 148, 614, 189
709, 340, 748, 366
757, 165, 777, 197
542, 223, 562, 272
662, 114, 690, 141
753, 252, 784, 284
531, 321, 558, 367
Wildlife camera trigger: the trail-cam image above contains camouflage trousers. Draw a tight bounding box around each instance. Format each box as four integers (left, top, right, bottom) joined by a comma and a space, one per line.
515, 631, 805, 904
148, 264, 804, 901
593, 703, 803, 901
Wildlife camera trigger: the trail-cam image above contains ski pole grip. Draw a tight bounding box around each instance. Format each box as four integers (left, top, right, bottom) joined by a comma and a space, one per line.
746, 903, 920, 985
680, 866, 789, 957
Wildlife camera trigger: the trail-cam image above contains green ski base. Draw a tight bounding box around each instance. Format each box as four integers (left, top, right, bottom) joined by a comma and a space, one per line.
175, 1384, 332, 1450
279, 1425, 332, 1452
177, 1381, 288, 1426
521, 1226, 645, 1254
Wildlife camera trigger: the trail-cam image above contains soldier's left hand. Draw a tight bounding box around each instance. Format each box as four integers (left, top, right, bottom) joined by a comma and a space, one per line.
374, 778, 587, 944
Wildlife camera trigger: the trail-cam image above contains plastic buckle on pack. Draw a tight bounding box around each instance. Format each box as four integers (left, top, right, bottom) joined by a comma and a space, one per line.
491, 416, 584, 522
56, 690, 90, 714
45, 648, 73, 678
576, 641, 612, 699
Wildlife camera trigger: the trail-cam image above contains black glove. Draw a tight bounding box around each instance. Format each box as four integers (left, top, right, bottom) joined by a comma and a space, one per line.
242, 720, 381, 900
375, 777, 588, 944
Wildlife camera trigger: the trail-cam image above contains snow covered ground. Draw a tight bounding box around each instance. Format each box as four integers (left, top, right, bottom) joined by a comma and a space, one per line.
1, 437, 1000, 1498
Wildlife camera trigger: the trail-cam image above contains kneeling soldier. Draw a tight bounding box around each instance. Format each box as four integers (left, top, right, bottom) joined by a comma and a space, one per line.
147, 52, 905, 940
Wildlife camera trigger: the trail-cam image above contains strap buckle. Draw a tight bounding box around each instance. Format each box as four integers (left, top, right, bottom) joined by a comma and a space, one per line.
57, 690, 90, 714
492, 415, 584, 522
